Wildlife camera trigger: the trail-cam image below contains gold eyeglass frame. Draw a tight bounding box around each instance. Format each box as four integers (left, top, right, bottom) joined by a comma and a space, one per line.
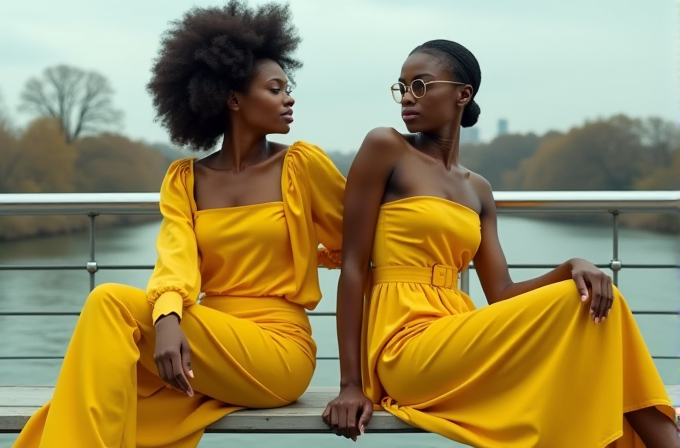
391, 79, 468, 103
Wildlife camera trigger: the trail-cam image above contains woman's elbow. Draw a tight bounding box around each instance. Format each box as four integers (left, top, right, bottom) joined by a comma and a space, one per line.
340, 257, 369, 280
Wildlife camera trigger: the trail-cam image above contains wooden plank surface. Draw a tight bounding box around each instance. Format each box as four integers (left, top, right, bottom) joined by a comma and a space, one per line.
0, 387, 417, 433
1, 386, 678, 434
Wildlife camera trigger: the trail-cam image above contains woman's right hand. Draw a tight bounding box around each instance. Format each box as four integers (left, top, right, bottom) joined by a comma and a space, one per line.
154, 314, 194, 397
322, 385, 373, 441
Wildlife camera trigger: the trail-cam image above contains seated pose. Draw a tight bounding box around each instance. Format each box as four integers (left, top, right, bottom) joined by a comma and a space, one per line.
14, 2, 344, 447
323, 39, 677, 448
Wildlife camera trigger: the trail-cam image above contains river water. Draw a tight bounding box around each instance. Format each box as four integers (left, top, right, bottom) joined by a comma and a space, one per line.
1, 215, 678, 447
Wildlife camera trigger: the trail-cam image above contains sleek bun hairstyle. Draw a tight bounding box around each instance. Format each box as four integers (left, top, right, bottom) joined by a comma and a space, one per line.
411, 39, 481, 127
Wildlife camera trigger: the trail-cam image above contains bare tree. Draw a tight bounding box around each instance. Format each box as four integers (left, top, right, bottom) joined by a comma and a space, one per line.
19, 65, 123, 142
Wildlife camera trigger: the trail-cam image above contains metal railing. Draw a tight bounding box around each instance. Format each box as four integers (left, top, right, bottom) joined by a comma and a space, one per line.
1, 191, 679, 362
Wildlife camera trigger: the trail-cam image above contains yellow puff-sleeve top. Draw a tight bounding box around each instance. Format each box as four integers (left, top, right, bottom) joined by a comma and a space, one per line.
146, 141, 345, 323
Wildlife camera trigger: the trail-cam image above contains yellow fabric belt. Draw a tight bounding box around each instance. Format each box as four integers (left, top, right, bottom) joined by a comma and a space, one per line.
372, 264, 460, 290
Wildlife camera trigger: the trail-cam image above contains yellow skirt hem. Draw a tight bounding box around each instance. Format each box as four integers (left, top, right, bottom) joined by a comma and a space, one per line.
622, 399, 673, 416
599, 429, 623, 448
381, 400, 676, 448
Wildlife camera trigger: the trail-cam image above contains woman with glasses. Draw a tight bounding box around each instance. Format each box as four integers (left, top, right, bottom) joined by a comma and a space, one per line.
13, 2, 345, 447
323, 39, 677, 448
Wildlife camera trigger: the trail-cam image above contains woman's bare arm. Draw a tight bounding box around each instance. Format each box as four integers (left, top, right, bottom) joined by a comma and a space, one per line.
322, 127, 405, 440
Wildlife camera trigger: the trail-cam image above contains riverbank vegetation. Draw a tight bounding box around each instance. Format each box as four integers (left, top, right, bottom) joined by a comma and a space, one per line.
1, 65, 677, 241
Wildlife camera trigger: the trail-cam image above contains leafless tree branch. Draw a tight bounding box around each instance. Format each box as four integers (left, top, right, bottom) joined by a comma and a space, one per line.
19, 65, 123, 142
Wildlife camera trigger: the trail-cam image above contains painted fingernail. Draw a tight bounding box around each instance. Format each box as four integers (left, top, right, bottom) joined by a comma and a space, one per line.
189, 370, 194, 379
595, 317, 600, 324
581, 295, 587, 302
360, 425, 365, 435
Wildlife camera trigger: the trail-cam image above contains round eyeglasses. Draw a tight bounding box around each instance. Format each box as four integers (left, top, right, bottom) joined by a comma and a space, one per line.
390, 79, 467, 103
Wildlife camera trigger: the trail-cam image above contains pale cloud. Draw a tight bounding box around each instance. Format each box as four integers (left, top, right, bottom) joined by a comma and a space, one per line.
0, 0, 676, 153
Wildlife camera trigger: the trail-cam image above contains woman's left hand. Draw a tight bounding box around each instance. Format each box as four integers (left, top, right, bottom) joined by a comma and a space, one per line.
569, 258, 613, 324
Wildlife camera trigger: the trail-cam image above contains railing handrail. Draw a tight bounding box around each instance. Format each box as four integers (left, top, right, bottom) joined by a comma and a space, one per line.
1, 191, 678, 363
1, 191, 679, 215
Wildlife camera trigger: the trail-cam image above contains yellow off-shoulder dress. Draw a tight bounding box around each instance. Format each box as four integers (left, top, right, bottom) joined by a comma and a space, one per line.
13, 142, 345, 448
361, 197, 675, 448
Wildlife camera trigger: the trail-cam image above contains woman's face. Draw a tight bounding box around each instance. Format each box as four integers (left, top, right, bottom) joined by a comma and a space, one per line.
232, 59, 295, 135
395, 52, 471, 133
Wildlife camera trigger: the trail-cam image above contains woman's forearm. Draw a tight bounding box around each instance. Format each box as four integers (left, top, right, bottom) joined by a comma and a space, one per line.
335, 267, 367, 389
494, 259, 574, 303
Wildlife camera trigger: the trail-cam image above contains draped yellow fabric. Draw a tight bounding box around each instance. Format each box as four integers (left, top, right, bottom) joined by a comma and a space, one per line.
361, 196, 675, 448
12, 141, 345, 448
149, 141, 345, 321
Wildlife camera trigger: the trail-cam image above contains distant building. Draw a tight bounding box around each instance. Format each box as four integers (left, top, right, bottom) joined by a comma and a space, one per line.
497, 119, 508, 136
460, 127, 480, 145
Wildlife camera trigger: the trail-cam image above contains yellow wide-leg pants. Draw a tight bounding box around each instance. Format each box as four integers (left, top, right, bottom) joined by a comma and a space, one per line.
13, 284, 316, 448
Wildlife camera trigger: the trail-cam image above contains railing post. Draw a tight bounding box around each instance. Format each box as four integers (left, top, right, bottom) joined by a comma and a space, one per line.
610, 210, 621, 286
460, 269, 470, 295
86, 213, 99, 291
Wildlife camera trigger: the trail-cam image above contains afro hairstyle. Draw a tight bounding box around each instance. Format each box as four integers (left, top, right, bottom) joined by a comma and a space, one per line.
147, 0, 302, 150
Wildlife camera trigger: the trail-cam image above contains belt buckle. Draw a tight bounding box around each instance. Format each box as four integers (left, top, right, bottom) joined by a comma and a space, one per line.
431, 264, 455, 289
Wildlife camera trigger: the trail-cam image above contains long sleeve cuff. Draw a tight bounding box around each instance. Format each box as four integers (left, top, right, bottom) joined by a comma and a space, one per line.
152, 291, 184, 324
318, 246, 342, 269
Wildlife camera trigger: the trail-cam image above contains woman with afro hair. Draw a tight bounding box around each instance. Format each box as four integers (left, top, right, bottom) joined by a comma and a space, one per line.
13, 2, 345, 447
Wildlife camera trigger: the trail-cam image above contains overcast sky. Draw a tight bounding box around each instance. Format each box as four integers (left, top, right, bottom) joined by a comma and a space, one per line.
1, 0, 676, 152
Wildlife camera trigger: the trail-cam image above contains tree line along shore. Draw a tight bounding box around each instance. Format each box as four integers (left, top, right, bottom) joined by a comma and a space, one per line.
1, 64, 678, 241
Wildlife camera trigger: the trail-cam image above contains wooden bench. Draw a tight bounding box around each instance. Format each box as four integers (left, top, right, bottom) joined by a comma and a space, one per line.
0, 386, 417, 433
2, 386, 678, 434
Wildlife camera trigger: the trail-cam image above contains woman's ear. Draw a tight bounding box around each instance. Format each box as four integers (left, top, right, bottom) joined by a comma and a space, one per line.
457, 85, 473, 108
227, 91, 240, 112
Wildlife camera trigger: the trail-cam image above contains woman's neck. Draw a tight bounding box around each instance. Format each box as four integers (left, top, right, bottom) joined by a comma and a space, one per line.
417, 127, 460, 169
216, 126, 269, 172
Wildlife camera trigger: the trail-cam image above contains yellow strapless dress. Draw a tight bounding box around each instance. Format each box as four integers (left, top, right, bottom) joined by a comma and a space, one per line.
361, 196, 674, 448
